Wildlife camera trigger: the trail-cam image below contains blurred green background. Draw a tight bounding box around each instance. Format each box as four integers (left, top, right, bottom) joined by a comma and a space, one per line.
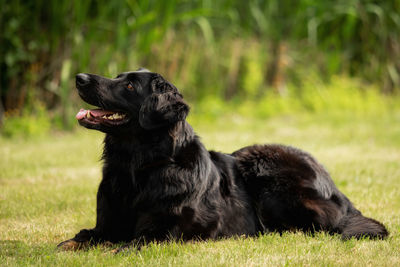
1, 0, 400, 137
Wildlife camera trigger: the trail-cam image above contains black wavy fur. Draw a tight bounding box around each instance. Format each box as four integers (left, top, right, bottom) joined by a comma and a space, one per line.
58, 69, 388, 251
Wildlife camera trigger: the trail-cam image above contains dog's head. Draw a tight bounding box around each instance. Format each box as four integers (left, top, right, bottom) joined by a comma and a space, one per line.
75, 68, 189, 134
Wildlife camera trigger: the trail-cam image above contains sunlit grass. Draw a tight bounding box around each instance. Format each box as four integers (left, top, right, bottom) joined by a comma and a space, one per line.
1, 112, 400, 266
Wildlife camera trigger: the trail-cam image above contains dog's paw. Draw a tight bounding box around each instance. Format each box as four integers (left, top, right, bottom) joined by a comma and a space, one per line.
57, 239, 88, 251
111, 244, 138, 255
111, 246, 128, 254
110, 248, 121, 254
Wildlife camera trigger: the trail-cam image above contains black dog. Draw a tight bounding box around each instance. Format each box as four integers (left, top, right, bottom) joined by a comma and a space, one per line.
58, 69, 388, 251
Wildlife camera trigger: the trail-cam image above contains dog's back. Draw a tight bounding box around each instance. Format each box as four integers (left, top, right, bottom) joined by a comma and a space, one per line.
233, 144, 388, 239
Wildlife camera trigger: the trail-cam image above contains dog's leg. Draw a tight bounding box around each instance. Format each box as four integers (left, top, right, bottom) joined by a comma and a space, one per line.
57, 229, 102, 251
58, 180, 118, 251
58, 176, 134, 251
111, 237, 146, 254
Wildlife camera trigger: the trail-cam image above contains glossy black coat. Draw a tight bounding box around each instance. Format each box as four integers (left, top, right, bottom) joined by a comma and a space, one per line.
59, 70, 388, 251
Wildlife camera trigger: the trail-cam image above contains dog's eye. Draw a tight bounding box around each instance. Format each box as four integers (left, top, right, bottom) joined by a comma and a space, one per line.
127, 83, 134, 91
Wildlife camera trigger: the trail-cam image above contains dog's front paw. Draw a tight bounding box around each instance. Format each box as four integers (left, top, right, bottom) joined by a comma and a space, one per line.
111, 245, 130, 254
111, 243, 141, 254
57, 239, 88, 251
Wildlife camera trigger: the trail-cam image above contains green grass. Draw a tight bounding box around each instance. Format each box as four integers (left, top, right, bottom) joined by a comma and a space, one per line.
1, 112, 400, 266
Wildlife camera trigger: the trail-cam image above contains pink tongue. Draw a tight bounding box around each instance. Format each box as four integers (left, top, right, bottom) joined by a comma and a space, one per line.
90, 109, 113, 117
75, 108, 115, 120
76, 108, 88, 120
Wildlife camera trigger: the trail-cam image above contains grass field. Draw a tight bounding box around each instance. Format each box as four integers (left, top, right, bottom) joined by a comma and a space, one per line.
1, 112, 400, 266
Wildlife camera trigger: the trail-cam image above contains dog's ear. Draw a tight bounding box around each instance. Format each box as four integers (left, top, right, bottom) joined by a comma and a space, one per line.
139, 78, 189, 129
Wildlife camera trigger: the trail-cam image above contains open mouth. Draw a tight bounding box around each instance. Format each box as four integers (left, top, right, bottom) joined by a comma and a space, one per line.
76, 108, 129, 126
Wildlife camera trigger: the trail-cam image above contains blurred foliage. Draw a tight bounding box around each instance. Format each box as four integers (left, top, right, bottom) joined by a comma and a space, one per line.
2, 103, 51, 138
189, 75, 398, 125
1, 0, 400, 137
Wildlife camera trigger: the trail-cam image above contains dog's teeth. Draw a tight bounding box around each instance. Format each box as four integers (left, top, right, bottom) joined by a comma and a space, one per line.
100, 113, 126, 120
115, 113, 125, 119
87, 112, 91, 118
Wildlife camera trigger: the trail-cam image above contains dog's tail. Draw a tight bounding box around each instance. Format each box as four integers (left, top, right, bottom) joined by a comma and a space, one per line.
338, 211, 388, 240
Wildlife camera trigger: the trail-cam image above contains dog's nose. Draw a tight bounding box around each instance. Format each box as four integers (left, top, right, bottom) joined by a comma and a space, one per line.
76, 73, 90, 87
